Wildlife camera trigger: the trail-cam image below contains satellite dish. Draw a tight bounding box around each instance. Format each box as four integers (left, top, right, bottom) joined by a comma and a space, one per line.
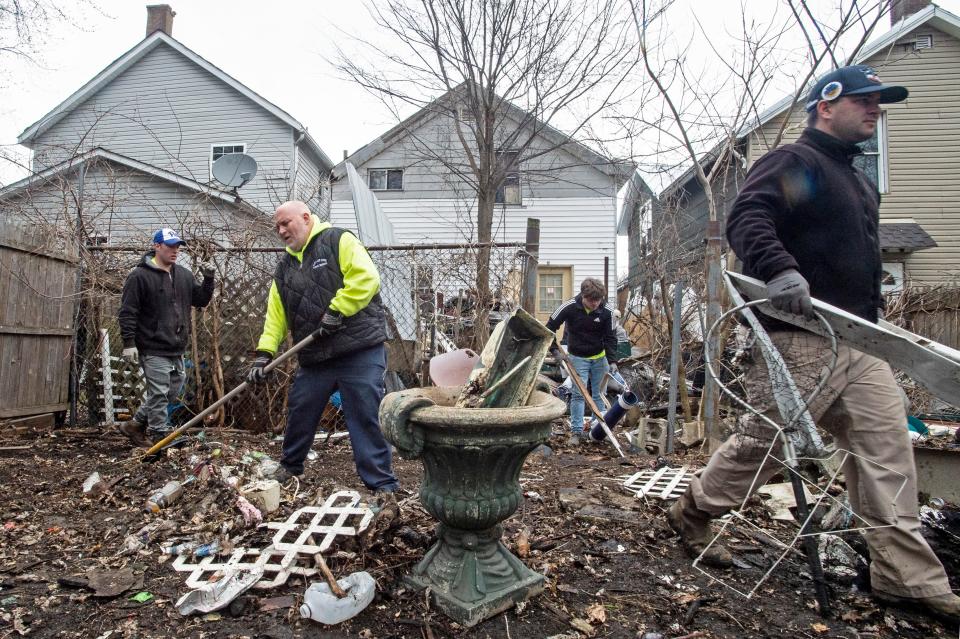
212, 153, 258, 189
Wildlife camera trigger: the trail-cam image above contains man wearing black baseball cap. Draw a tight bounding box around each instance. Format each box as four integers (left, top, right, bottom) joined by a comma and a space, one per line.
118, 228, 215, 446
668, 65, 960, 626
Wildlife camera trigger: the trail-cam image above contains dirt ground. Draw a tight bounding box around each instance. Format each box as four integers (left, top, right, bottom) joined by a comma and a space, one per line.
0, 422, 957, 639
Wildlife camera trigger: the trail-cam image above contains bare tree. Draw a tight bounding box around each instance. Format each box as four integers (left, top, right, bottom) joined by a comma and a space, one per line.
337, 0, 638, 333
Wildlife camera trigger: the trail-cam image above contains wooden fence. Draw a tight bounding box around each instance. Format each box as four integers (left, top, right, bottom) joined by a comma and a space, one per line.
0, 221, 78, 419
888, 286, 960, 351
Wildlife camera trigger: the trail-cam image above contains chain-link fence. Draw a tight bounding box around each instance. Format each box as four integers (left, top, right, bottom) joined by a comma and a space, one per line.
75, 242, 527, 432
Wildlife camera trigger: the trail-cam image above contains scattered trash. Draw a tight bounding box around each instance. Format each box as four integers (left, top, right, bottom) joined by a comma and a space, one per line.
0, 596, 17, 606
240, 479, 280, 514
818, 534, 867, 583
756, 481, 817, 521
587, 391, 639, 442
920, 505, 960, 543
128, 591, 154, 604
258, 595, 296, 612
82, 472, 106, 495
146, 480, 184, 512
194, 542, 220, 558
86, 566, 143, 598
236, 495, 263, 526
929, 497, 945, 509
300, 571, 376, 624
176, 567, 263, 615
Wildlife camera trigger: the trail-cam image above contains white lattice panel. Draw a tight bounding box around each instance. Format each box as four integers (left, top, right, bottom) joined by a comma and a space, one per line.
267, 490, 374, 554
620, 466, 694, 500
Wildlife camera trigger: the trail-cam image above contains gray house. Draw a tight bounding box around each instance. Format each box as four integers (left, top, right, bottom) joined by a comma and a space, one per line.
1, 5, 333, 243
628, 0, 954, 293
329, 87, 634, 323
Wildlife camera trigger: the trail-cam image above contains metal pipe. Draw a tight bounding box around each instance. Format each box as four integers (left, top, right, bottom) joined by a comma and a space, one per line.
666, 280, 683, 453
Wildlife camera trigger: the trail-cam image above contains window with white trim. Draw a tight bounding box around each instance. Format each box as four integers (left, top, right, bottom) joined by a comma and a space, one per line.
495, 150, 521, 205
211, 144, 246, 163
853, 113, 887, 193
368, 168, 403, 191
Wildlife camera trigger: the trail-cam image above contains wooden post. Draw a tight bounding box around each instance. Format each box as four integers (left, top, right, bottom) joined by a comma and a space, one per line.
704, 220, 724, 451
522, 218, 540, 314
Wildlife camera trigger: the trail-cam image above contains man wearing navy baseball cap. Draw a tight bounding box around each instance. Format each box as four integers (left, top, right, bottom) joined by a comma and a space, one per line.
118, 228, 215, 446
670, 65, 960, 626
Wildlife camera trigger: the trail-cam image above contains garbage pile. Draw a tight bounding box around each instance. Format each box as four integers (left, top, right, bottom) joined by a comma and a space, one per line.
78, 436, 380, 625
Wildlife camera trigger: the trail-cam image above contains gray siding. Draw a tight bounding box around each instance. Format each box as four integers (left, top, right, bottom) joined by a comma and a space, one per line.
29, 43, 295, 213
294, 145, 329, 217
863, 24, 960, 285
331, 111, 615, 202
747, 24, 960, 286
0, 158, 264, 246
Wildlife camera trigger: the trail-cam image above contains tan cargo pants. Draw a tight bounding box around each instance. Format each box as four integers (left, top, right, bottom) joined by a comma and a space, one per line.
690, 331, 952, 598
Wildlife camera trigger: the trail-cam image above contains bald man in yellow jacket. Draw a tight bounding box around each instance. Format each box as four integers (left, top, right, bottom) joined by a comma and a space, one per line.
248, 201, 398, 507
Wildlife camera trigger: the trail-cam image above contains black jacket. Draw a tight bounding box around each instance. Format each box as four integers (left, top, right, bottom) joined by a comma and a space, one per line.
273, 227, 387, 366
726, 127, 882, 326
118, 253, 214, 356
546, 294, 618, 363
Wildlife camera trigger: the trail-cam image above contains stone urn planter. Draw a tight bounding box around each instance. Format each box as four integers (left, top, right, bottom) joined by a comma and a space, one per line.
380, 386, 565, 627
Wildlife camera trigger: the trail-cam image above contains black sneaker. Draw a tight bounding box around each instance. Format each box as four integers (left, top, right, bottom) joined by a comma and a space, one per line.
271, 466, 298, 486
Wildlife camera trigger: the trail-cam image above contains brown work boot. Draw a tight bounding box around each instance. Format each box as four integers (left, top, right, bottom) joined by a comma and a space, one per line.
666, 491, 733, 568
118, 419, 150, 448
873, 590, 960, 626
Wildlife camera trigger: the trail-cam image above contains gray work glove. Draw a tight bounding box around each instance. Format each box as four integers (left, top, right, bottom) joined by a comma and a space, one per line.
608, 362, 619, 375
766, 269, 814, 319
122, 346, 139, 365
311, 311, 343, 339
199, 262, 215, 278
246, 351, 273, 384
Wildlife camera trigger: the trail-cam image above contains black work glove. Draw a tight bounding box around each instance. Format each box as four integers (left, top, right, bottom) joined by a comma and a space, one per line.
312, 311, 343, 339
199, 261, 215, 278
766, 269, 814, 319
246, 351, 273, 384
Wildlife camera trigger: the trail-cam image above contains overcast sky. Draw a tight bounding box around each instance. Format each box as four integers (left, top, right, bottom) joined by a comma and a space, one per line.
3, 0, 959, 189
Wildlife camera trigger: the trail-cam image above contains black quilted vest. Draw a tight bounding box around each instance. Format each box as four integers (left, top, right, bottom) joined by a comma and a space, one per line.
274, 227, 387, 366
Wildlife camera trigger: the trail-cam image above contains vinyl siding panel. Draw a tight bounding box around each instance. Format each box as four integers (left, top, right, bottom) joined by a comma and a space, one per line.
331, 112, 615, 202
330, 196, 616, 286
0, 159, 258, 245
865, 24, 960, 285
29, 43, 295, 213
293, 146, 329, 217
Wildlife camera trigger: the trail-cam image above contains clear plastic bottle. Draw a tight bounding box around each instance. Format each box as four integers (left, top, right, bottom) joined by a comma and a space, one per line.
146, 480, 183, 512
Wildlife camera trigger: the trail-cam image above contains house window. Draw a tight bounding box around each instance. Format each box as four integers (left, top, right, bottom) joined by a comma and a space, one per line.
538, 273, 564, 314
458, 105, 475, 123
853, 113, 887, 193
211, 144, 246, 163
368, 168, 403, 191
495, 150, 521, 205
881, 261, 904, 294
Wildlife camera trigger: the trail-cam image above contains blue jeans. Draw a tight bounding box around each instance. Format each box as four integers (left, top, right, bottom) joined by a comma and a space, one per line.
281, 344, 399, 491
568, 355, 609, 433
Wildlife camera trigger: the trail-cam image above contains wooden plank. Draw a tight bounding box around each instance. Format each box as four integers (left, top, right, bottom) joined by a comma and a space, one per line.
0, 237, 80, 264
0, 402, 70, 419
0, 326, 74, 336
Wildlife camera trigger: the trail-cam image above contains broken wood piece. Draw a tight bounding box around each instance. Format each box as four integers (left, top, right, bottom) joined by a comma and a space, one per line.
313, 553, 346, 598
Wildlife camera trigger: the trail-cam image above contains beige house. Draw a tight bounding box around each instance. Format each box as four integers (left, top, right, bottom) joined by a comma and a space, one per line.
627, 1, 959, 292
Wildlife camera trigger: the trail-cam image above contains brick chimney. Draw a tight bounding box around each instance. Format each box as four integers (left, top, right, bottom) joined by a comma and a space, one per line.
891, 0, 931, 25
146, 4, 175, 37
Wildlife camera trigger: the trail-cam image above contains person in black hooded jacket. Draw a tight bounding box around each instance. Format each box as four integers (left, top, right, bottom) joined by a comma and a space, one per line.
117, 228, 214, 445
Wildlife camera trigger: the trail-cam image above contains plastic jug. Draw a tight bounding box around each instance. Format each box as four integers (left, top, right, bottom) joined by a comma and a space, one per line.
300, 571, 376, 624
